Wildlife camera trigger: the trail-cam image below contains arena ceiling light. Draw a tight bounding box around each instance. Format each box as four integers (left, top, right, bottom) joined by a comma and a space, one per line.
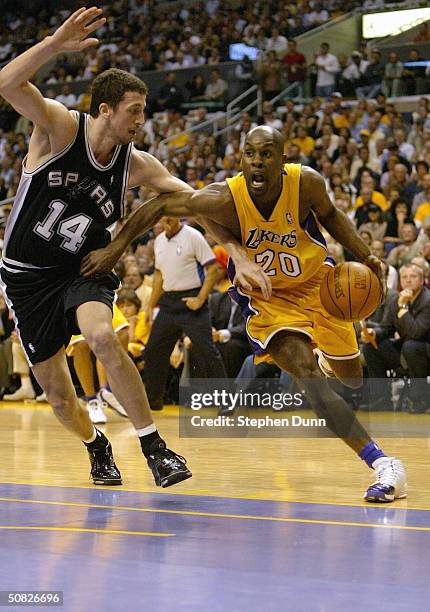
362, 7, 430, 39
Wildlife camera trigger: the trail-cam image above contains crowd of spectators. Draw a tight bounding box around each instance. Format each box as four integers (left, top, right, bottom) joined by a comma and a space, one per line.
0, 0, 370, 77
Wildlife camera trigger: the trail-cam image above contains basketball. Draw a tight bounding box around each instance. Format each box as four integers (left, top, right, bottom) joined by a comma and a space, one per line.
320, 262, 382, 322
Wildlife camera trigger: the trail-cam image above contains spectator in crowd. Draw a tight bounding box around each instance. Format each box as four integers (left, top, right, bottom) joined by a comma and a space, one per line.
116, 287, 150, 370
157, 71, 184, 112
412, 22, 430, 43
315, 42, 339, 98
123, 265, 152, 312
359, 203, 387, 241
266, 27, 288, 56
395, 128, 416, 163
362, 263, 430, 412
412, 172, 430, 215
55, 84, 77, 109
384, 199, 415, 246
204, 68, 228, 105
235, 56, 254, 89
257, 50, 282, 101
341, 50, 368, 97
414, 197, 430, 228
383, 52, 403, 97
387, 223, 422, 269
282, 39, 306, 100
356, 49, 384, 100
2, 332, 36, 401
208, 291, 252, 378
403, 49, 427, 95
370, 239, 399, 290
65, 307, 129, 424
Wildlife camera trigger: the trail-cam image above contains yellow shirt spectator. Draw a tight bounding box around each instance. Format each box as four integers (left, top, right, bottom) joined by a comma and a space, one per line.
355, 191, 388, 211
414, 201, 430, 228
292, 135, 315, 156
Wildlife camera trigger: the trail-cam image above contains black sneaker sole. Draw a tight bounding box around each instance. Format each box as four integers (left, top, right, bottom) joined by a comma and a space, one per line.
158, 469, 192, 488
92, 478, 123, 486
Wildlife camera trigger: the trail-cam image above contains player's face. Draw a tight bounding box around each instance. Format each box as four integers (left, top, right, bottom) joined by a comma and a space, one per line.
241, 135, 284, 201
111, 92, 146, 144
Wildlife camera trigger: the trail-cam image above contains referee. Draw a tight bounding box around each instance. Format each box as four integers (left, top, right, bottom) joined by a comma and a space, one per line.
144, 217, 226, 410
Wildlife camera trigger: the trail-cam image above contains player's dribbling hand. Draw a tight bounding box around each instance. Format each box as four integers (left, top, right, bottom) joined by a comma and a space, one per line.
80, 246, 118, 278
234, 258, 272, 300
49, 7, 106, 53
363, 255, 387, 303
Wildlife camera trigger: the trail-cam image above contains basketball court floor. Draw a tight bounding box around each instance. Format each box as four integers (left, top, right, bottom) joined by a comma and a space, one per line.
0, 401, 429, 611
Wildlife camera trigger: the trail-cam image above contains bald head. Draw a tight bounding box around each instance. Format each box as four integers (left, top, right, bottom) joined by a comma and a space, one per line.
245, 125, 285, 154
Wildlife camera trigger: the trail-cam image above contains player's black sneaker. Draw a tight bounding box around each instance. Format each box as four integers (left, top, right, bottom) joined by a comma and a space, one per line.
87, 436, 122, 486
147, 439, 192, 488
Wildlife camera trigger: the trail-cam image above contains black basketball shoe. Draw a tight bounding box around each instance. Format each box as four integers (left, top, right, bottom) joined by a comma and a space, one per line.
147, 439, 192, 488
86, 433, 122, 486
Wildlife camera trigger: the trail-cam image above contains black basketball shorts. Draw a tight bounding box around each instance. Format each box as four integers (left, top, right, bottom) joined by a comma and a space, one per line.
0, 263, 120, 365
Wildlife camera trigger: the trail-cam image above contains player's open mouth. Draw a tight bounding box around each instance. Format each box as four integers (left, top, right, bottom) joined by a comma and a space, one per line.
129, 129, 136, 136
250, 173, 265, 189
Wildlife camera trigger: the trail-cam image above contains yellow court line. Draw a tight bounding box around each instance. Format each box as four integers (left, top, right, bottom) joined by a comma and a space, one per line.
0, 525, 174, 537
1, 479, 424, 510
1, 497, 429, 533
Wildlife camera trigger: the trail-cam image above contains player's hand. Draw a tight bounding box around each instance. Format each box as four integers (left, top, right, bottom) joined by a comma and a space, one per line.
363, 255, 386, 303
182, 296, 204, 311
80, 245, 119, 278
233, 257, 272, 300
49, 7, 106, 53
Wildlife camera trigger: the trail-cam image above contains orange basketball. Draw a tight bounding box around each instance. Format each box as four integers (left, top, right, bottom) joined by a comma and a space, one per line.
320, 262, 382, 322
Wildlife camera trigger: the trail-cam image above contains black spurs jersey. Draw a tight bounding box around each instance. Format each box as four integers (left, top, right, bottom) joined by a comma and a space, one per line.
3, 112, 133, 270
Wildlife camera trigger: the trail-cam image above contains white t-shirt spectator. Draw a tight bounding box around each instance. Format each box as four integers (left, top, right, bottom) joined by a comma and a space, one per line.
316, 53, 340, 88
266, 35, 288, 56
56, 92, 77, 109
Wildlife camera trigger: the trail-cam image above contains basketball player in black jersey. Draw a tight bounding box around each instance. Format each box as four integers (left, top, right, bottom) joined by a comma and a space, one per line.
0, 7, 197, 488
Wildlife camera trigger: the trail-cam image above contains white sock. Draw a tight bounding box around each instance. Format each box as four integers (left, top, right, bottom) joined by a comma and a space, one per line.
82, 427, 97, 444
20, 377, 34, 393
136, 423, 157, 437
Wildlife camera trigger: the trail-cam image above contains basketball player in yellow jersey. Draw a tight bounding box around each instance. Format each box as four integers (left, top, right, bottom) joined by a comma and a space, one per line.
81, 126, 407, 503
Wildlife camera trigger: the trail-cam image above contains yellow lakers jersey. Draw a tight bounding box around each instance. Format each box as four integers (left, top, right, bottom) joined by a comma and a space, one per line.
226, 163, 328, 291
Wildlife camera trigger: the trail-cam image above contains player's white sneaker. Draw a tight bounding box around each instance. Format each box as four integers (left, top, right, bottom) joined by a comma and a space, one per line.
87, 398, 107, 425
313, 348, 335, 378
36, 392, 47, 403
3, 386, 36, 401
364, 457, 407, 503
99, 388, 128, 418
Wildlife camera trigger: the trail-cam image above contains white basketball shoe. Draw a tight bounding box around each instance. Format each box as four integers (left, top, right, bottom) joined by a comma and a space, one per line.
364, 457, 407, 502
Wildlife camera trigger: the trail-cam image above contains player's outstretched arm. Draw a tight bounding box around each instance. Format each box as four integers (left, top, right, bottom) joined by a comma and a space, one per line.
0, 7, 105, 135
302, 166, 386, 298
80, 183, 233, 277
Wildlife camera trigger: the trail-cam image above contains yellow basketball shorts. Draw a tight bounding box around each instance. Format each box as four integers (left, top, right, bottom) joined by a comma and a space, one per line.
66, 303, 129, 357
229, 266, 359, 363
